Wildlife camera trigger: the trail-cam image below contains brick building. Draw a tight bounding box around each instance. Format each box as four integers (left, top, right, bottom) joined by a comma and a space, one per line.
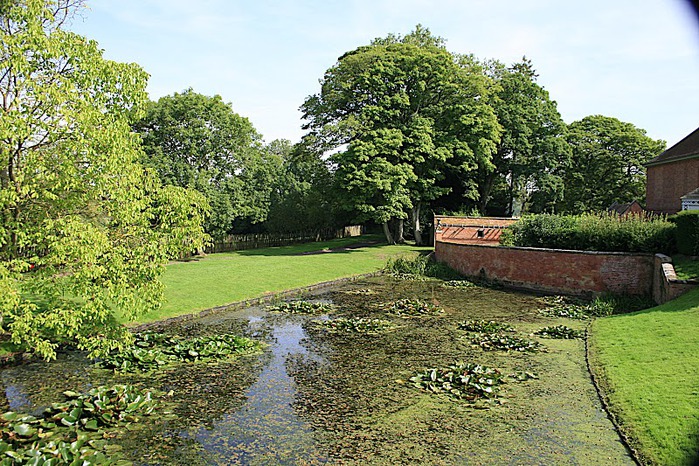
645, 126, 699, 214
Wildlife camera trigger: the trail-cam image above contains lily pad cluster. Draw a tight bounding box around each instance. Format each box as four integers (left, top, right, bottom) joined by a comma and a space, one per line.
538, 295, 590, 320
98, 332, 261, 372
409, 363, 504, 403
441, 280, 476, 289
266, 300, 334, 314
0, 385, 158, 465
535, 325, 585, 339
458, 320, 513, 333
378, 299, 444, 317
469, 333, 541, 352
314, 318, 394, 334
340, 288, 377, 296
388, 272, 429, 281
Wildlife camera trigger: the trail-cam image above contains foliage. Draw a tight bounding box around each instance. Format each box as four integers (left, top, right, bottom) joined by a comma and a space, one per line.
538, 296, 590, 319
562, 115, 666, 213
589, 288, 699, 465
134, 89, 274, 240
441, 280, 477, 288
0, 384, 157, 465
266, 301, 335, 315
301, 26, 499, 244
0, 0, 209, 360
263, 138, 340, 234
535, 325, 585, 339
469, 333, 541, 352
669, 210, 699, 256
340, 288, 377, 296
672, 255, 699, 281
477, 57, 570, 216
98, 332, 260, 372
378, 298, 444, 317
409, 363, 504, 403
384, 254, 464, 281
457, 320, 514, 333
314, 317, 395, 333
500, 213, 676, 253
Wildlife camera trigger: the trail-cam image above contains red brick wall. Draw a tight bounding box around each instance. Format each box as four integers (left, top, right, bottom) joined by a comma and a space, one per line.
435, 241, 654, 297
434, 216, 517, 245
646, 157, 699, 213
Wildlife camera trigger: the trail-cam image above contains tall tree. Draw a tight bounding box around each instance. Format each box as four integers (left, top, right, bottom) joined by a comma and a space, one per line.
301, 26, 499, 244
0, 0, 208, 359
562, 115, 666, 213
264, 137, 339, 233
134, 89, 274, 240
478, 57, 570, 215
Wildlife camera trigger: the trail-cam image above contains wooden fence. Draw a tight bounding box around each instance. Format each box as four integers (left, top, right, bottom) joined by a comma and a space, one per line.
207, 225, 364, 253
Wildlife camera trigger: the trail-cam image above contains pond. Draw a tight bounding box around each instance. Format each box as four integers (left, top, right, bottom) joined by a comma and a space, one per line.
1, 276, 635, 465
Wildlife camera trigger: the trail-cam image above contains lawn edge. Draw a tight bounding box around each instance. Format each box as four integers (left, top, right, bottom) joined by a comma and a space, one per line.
133, 271, 384, 332
586, 321, 645, 466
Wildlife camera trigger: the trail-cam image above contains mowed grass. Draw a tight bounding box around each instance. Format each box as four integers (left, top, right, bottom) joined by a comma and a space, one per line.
125, 235, 430, 325
673, 255, 699, 281
589, 288, 699, 465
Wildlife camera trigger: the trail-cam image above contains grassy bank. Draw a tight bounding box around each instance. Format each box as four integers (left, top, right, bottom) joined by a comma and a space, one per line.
125, 235, 430, 324
673, 255, 699, 281
589, 288, 699, 465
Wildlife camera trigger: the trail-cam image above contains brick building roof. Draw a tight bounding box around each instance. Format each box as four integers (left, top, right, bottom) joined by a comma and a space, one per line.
646, 126, 699, 167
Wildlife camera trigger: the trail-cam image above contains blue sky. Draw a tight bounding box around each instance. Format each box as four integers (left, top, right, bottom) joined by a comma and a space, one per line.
70, 0, 699, 147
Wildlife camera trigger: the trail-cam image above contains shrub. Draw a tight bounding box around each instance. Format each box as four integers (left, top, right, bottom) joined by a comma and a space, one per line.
669, 210, 699, 256
501, 213, 676, 253
384, 254, 463, 280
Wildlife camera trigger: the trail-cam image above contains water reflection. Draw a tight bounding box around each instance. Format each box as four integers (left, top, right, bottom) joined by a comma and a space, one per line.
182, 317, 329, 464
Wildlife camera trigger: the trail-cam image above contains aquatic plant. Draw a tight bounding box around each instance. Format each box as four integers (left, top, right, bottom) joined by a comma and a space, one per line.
98, 333, 261, 372
470, 333, 541, 352
378, 299, 444, 317
538, 295, 590, 320
314, 318, 394, 334
535, 325, 585, 339
442, 280, 476, 288
0, 385, 158, 465
457, 320, 514, 333
409, 363, 504, 403
266, 301, 335, 314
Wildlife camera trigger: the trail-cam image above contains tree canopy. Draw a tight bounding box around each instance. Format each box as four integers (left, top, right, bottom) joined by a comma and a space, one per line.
301, 26, 499, 244
478, 58, 570, 216
134, 89, 274, 240
562, 115, 666, 213
0, 0, 208, 359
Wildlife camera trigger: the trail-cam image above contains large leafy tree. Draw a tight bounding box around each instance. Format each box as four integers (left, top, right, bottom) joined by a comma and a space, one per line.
134, 89, 274, 240
302, 26, 499, 244
562, 115, 666, 213
0, 0, 208, 359
477, 58, 570, 215
264, 137, 339, 233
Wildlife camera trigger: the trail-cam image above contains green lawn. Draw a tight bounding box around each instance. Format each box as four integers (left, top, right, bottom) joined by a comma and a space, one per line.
589, 288, 699, 465
673, 255, 699, 281
126, 235, 430, 324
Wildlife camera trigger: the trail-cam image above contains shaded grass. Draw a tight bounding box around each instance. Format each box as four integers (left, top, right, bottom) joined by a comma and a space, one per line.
673, 255, 699, 281
124, 235, 430, 325
589, 288, 699, 465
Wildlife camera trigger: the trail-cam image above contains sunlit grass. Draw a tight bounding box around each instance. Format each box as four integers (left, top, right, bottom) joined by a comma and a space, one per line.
589, 289, 699, 465
124, 235, 430, 324
673, 255, 699, 281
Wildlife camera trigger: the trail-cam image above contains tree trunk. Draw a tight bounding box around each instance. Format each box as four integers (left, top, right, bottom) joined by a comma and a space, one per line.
382, 222, 395, 245
478, 171, 497, 215
412, 202, 423, 246
395, 218, 405, 244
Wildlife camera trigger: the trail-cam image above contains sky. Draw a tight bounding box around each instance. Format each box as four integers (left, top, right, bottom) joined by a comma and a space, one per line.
70, 0, 699, 147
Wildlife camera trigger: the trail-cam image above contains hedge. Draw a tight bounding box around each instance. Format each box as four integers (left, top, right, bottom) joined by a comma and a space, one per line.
669, 211, 699, 256
500, 213, 676, 254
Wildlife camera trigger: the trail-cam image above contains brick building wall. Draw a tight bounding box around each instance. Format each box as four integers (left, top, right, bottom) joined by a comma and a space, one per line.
646, 157, 699, 214
435, 241, 654, 297
434, 216, 517, 245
